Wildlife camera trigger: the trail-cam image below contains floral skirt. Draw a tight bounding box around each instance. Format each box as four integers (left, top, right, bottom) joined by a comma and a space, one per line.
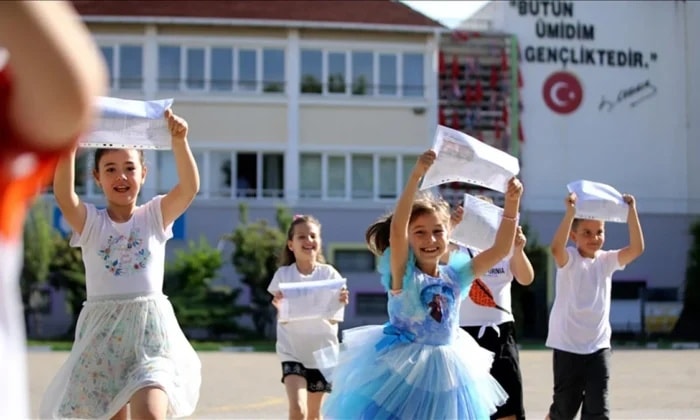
40, 293, 201, 419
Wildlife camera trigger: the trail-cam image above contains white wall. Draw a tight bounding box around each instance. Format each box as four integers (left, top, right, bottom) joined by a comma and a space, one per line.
485, 1, 694, 214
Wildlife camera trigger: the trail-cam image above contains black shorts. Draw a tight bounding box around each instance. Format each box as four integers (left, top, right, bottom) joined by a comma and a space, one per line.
462, 322, 525, 420
281, 361, 332, 393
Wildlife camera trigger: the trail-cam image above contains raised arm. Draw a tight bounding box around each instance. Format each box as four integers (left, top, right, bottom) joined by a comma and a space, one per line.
53, 148, 87, 234
160, 109, 200, 229
0, 1, 106, 149
550, 193, 576, 268
617, 194, 645, 266
389, 150, 435, 290
471, 178, 522, 278
510, 226, 534, 286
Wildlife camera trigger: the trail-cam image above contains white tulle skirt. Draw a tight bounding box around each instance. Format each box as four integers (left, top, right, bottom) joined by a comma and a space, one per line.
40, 293, 201, 419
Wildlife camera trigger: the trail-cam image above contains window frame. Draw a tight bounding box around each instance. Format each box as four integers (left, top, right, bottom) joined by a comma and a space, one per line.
297, 42, 426, 99
155, 36, 287, 95
96, 39, 146, 92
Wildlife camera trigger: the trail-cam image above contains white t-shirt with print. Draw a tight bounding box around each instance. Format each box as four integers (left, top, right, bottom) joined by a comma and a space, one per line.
71, 195, 173, 298
546, 246, 625, 355
268, 263, 343, 369
459, 247, 515, 327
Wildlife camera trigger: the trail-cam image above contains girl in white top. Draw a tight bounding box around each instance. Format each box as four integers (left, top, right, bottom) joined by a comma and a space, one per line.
40, 109, 201, 420
449, 198, 534, 420
268, 214, 349, 420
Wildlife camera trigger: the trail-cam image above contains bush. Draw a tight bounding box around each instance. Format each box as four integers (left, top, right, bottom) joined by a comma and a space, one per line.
672, 219, 700, 340
164, 237, 249, 339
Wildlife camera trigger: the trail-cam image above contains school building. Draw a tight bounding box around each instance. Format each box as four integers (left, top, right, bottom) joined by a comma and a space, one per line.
37, 1, 699, 338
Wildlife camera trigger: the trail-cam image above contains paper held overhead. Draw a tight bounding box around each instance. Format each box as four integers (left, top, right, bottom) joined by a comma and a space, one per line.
451, 193, 519, 253
566, 180, 629, 223
420, 125, 520, 194
278, 278, 347, 322
79, 97, 174, 150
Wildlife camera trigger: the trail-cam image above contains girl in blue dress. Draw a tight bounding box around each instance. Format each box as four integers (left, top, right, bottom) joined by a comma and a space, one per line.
315, 149, 524, 419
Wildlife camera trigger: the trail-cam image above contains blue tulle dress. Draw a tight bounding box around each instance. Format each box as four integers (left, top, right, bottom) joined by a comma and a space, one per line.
314, 248, 508, 420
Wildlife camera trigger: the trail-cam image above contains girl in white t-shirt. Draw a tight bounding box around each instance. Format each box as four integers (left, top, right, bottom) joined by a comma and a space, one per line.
268, 214, 349, 420
449, 197, 534, 420
40, 109, 201, 420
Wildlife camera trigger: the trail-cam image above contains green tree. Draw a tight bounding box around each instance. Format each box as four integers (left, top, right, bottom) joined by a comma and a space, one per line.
226, 203, 292, 338
672, 219, 700, 340
22, 200, 56, 337
511, 222, 549, 339
48, 233, 86, 337
163, 237, 249, 339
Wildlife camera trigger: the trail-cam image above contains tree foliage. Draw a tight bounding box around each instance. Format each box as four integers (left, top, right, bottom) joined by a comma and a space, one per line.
226, 203, 292, 338
672, 219, 700, 340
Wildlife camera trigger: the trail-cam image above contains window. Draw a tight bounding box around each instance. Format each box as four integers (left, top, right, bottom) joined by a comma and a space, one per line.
351, 155, 373, 199
351, 51, 373, 96
157, 45, 285, 94
300, 49, 323, 94
327, 52, 347, 94
297, 152, 417, 201
238, 49, 257, 91
300, 154, 322, 198
185, 47, 205, 90
262, 154, 284, 198
378, 53, 398, 96
402, 53, 425, 97
208, 151, 232, 197
333, 249, 376, 272
355, 293, 388, 317
99, 44, 143, 91
155, 150, 204, 195
263, 49, 285, 93
158, 46, 180, 90
378, 156, 397, 198
327, 155, 346, 198
299, 49, 425, 98
211, 48, 233, 91
402, 155, 419, 185
232, 152, 284, 198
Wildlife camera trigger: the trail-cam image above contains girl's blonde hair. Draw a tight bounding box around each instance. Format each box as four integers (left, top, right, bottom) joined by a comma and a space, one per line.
279, 214, 326, 266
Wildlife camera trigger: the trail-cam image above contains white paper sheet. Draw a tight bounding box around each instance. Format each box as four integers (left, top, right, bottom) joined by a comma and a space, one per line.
278, 278, 347, 322
566, 180, 629, 223
79, 97, 174, 149
420, 125, 520, 193
451, 193, 519, 252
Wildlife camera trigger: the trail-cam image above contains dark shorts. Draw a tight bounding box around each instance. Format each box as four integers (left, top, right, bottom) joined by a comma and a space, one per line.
462, 322, 525, 420
281, 361, 332, 393
548, 348, 611, 420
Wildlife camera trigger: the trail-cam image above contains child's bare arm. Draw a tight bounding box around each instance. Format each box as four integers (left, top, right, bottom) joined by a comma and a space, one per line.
389, 150, 435, 290
160, 110, 200, 229
53, 148, 87, 234
617, 195, 645, 266
550, 193, 576, 268
510, 226, 534, 285
472, 178, 522, 277
0, 1, 106, 148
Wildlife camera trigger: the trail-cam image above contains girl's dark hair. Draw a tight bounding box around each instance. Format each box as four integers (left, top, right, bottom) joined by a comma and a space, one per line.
279, 215, 326, 266
93, 148, 146, 172
365, 192, 451, 256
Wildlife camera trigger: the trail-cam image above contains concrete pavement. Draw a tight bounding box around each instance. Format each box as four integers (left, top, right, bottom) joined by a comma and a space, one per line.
28, 349, 700, 419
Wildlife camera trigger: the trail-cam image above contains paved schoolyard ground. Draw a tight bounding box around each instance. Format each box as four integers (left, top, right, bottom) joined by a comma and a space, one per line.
28, 349, 700, 419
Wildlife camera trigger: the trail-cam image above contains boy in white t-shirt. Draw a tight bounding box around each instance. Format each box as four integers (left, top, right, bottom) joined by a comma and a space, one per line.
546, 192, 644, 420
